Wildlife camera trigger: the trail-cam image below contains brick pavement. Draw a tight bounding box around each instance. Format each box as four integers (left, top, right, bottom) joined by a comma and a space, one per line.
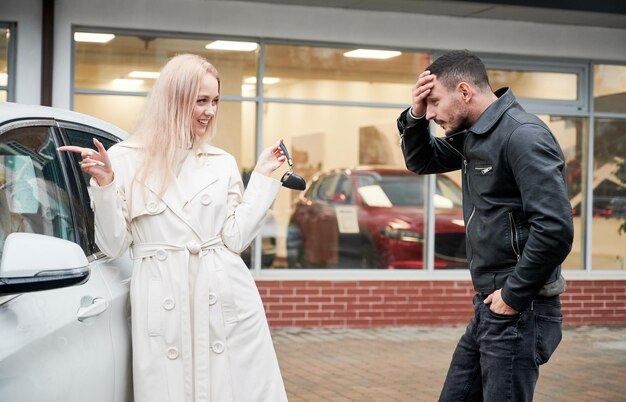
272, 325, 626, 402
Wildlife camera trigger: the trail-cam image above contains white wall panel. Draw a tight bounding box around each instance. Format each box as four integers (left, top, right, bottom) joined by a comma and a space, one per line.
0, 0, 42, 104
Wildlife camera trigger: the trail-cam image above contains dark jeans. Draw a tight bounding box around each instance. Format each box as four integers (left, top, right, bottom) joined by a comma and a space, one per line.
439, 294, 563, 402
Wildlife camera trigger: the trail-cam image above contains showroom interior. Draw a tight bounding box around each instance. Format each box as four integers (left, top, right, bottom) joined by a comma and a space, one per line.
1, 0, 625, 327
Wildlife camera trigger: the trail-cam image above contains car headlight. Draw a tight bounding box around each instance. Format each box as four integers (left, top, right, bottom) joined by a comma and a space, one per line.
380, 228, 423, 242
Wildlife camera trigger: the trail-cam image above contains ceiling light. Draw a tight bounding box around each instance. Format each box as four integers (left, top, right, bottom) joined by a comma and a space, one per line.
343, 49, 402, 60
205, 40, 258, 52
74, 32, 115, 43
243, 77, 280, 85
111, 78, 144, 89
128, 71, 160, 79
241, 84, 256, 94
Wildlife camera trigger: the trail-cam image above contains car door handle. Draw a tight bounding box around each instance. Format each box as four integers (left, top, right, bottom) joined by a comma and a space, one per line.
77, 297, 109, 322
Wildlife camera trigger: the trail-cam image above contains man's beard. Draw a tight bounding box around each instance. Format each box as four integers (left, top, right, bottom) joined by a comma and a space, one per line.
444, 102, 471, 136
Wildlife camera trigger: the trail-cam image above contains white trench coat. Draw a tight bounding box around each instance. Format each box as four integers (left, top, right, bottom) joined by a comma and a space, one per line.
88, 142, 288, 402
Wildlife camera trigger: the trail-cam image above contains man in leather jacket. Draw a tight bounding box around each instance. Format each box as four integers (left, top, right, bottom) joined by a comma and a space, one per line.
396, 50, 573, 401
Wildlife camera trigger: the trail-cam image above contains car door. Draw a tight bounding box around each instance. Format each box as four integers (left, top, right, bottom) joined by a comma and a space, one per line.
332, 173, 366, 267
59, 122, 133, 401
302, 173, 341, 266
0, 121, 118, 402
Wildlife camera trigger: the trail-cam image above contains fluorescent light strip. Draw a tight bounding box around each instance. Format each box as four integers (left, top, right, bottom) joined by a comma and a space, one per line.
243, 77, 280, 85
205, 40, 258, 52
128, 71, 160, 79
74, 32, 116, 43
112, 78, 144, 89
343, 49, 402, 60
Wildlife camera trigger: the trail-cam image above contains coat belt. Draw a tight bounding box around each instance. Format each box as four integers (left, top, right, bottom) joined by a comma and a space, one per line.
130, 235, 225, 260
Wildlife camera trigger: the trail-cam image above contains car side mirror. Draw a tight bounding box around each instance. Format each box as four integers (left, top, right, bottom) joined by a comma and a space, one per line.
0, 233, 90, 296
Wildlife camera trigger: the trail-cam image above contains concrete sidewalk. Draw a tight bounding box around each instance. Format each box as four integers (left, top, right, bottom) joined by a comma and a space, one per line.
272, 325, 626, 402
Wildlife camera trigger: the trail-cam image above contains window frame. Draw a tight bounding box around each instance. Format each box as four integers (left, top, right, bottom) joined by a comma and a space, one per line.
0, 119, 87, 253
0, 22, 17, 102
478, 55, 589, 116
68, 27, 626, 275
56, 120, 122, 258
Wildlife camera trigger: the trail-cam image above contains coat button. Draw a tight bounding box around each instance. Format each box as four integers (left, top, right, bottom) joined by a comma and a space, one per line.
162, 297, 175, 310
212, 341, 224, 354
166, 347, 179, 360
146, 201, 159, 214
156, 249, 168, 261
186, 241, 201, 254
200, 194, 212, 205
208, 292, 217, 305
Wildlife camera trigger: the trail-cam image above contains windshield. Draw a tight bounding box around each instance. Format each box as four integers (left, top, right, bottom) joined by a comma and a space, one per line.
356, 173, 462, 208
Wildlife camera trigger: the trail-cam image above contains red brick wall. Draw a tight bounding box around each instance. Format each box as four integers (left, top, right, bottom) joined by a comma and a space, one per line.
257, 279, 626, 328
561, 280, 626, 325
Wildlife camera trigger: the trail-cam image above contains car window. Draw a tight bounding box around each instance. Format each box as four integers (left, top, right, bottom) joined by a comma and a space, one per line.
336, 174, 354, 204
0, 126, 75, 263
315, 175, 337, 201
64, 129, 117, 185
64, 128, 118, 253
435, 175, 463, 208
357, 173, 425, 207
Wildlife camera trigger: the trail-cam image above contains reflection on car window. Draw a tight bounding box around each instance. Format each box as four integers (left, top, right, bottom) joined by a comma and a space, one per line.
65, 130, 117, 185
357, 174, 424, 207
64, 129, 117, 252
0, 126, 75, 263
336, 174, 353, 204
316, 175, 337, 201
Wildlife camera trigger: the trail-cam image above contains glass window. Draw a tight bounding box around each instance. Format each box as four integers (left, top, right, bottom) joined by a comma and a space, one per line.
262, 103, 466, 270
591, 118, 626, 270
74, 94, 147, 133
64, 128, 118, 253
487, 69, 578, 101
335, 174, 354, 204
0, 126, 75, 264
537, 115, 586, 270
71, 32, 626, 273
0, 26, 11, 101
594, 64, 626, 114
263, 44, 431, 104
74, 32, 258, 98
316, 174, 340, 202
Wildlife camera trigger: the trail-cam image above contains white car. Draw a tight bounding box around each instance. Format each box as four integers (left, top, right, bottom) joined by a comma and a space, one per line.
0, 102, 133, 401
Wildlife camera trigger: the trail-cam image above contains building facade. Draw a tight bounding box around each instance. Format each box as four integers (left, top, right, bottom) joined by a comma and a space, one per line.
2, 0, 625, 326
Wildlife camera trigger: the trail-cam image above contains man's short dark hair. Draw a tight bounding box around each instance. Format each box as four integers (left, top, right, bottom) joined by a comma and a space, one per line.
427, 50, 492, 92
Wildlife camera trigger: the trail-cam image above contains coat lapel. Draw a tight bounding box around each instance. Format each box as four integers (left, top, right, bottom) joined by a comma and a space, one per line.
167, 145, 226, 238
118, 141, 227, 239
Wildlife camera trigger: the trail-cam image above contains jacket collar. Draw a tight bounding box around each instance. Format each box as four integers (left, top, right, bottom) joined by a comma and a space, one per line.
468, 87, 515, 135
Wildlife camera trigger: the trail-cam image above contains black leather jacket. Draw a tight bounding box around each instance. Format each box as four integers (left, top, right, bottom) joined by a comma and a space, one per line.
397, 88, 574, 311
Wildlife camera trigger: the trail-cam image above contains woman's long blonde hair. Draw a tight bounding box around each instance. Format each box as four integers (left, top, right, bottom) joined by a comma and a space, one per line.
130, 54, 220, 195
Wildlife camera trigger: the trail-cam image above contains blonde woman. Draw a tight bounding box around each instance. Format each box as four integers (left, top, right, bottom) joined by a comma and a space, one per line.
59, 54, 288, 402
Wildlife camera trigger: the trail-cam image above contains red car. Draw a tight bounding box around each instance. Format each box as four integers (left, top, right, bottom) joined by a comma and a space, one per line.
286, 167, 467, 269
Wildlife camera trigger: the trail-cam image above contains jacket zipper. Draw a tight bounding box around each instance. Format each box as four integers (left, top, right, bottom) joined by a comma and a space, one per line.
466, 206, 476, 270
508, 212, 520, 261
